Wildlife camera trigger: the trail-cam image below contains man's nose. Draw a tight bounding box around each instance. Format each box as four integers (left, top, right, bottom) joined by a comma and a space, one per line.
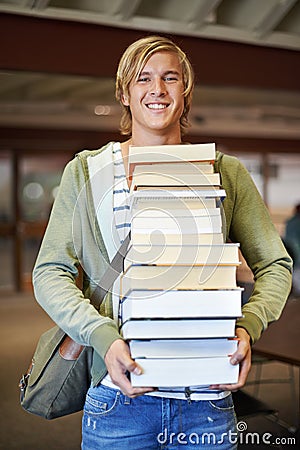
150, 78, 165, 96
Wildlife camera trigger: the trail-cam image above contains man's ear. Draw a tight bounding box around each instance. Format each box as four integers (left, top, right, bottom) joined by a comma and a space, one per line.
121, 93, 130, 106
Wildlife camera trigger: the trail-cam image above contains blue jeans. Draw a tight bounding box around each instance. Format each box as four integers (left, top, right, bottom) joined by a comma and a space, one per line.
82, 385, 237, 449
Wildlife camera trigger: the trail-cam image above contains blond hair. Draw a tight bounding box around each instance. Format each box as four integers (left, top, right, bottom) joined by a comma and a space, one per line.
115, 35, 194, 136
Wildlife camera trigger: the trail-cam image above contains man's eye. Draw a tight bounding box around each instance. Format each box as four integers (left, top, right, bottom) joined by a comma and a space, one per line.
138, 77, 150, 82
165, 76, 178, 82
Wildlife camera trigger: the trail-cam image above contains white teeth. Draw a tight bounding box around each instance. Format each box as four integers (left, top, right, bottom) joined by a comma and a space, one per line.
147, 104, 167, 109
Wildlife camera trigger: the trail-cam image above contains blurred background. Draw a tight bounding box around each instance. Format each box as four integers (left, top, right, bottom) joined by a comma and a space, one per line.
0, 2, 300, 449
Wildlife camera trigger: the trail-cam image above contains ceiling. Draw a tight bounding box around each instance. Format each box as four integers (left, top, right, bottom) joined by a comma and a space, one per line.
1, 0, 300, 50
0, 0, 300, 143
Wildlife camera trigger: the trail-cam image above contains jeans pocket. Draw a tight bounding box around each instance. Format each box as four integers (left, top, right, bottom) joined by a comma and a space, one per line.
209, 394, 235, 412
84, 385, 121, 417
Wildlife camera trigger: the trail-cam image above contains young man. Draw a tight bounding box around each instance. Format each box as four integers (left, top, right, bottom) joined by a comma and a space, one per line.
33, 36, 292, 449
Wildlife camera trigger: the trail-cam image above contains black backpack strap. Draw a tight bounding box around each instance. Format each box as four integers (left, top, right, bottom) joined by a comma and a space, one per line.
91, 232, 130, 310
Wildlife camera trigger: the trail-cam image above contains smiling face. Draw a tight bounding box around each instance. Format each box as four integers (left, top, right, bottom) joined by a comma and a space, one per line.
122, 51, 185, 145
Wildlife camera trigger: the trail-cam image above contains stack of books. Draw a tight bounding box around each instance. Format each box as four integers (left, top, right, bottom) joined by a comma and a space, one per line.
119, 143, 242, 388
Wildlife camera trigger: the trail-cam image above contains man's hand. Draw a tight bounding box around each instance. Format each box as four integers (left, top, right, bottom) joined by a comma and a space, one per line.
104, 339, 156, 398
210, 327, 252, 391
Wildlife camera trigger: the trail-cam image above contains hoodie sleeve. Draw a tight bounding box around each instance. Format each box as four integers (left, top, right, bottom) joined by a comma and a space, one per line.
32, 155, 122, 358
217, 153, 293, 344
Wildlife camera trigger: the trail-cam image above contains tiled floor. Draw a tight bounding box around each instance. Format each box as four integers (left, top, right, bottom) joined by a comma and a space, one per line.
0, 291, 298, 449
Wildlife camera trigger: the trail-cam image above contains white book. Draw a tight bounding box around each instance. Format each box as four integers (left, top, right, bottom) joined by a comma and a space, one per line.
121, 264, 239, 294
131, 213, 222, 235
132, 197, 218, 213
124, 243, 239, 270
131, 232, 224, 246
130, 172, 220, 191
119, 289, 243, 321
130, 357, 239, 387
130, 188, 226, 208
129, 143, 216, 165
129, 338, 239, 358
132, 207, 221, 218
132, 162, 214, 175
121, 318, 237, 340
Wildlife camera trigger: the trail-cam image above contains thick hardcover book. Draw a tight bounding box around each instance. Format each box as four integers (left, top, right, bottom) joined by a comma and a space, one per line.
132, 207, 221, 218
131, 161, 214, 175
130, 188, 226, 208
121, 318, 237, 340
119, 288, 243, 321
129, 338, 239, 359
131, 213, 223, 235
130, 232, 224, 246
130, 356, 239, 387
124, 243, 240, 269
130, 172, 220, 191
121, 264, 239, 294
132, 197, 218, 213
129, 143, 216, 166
